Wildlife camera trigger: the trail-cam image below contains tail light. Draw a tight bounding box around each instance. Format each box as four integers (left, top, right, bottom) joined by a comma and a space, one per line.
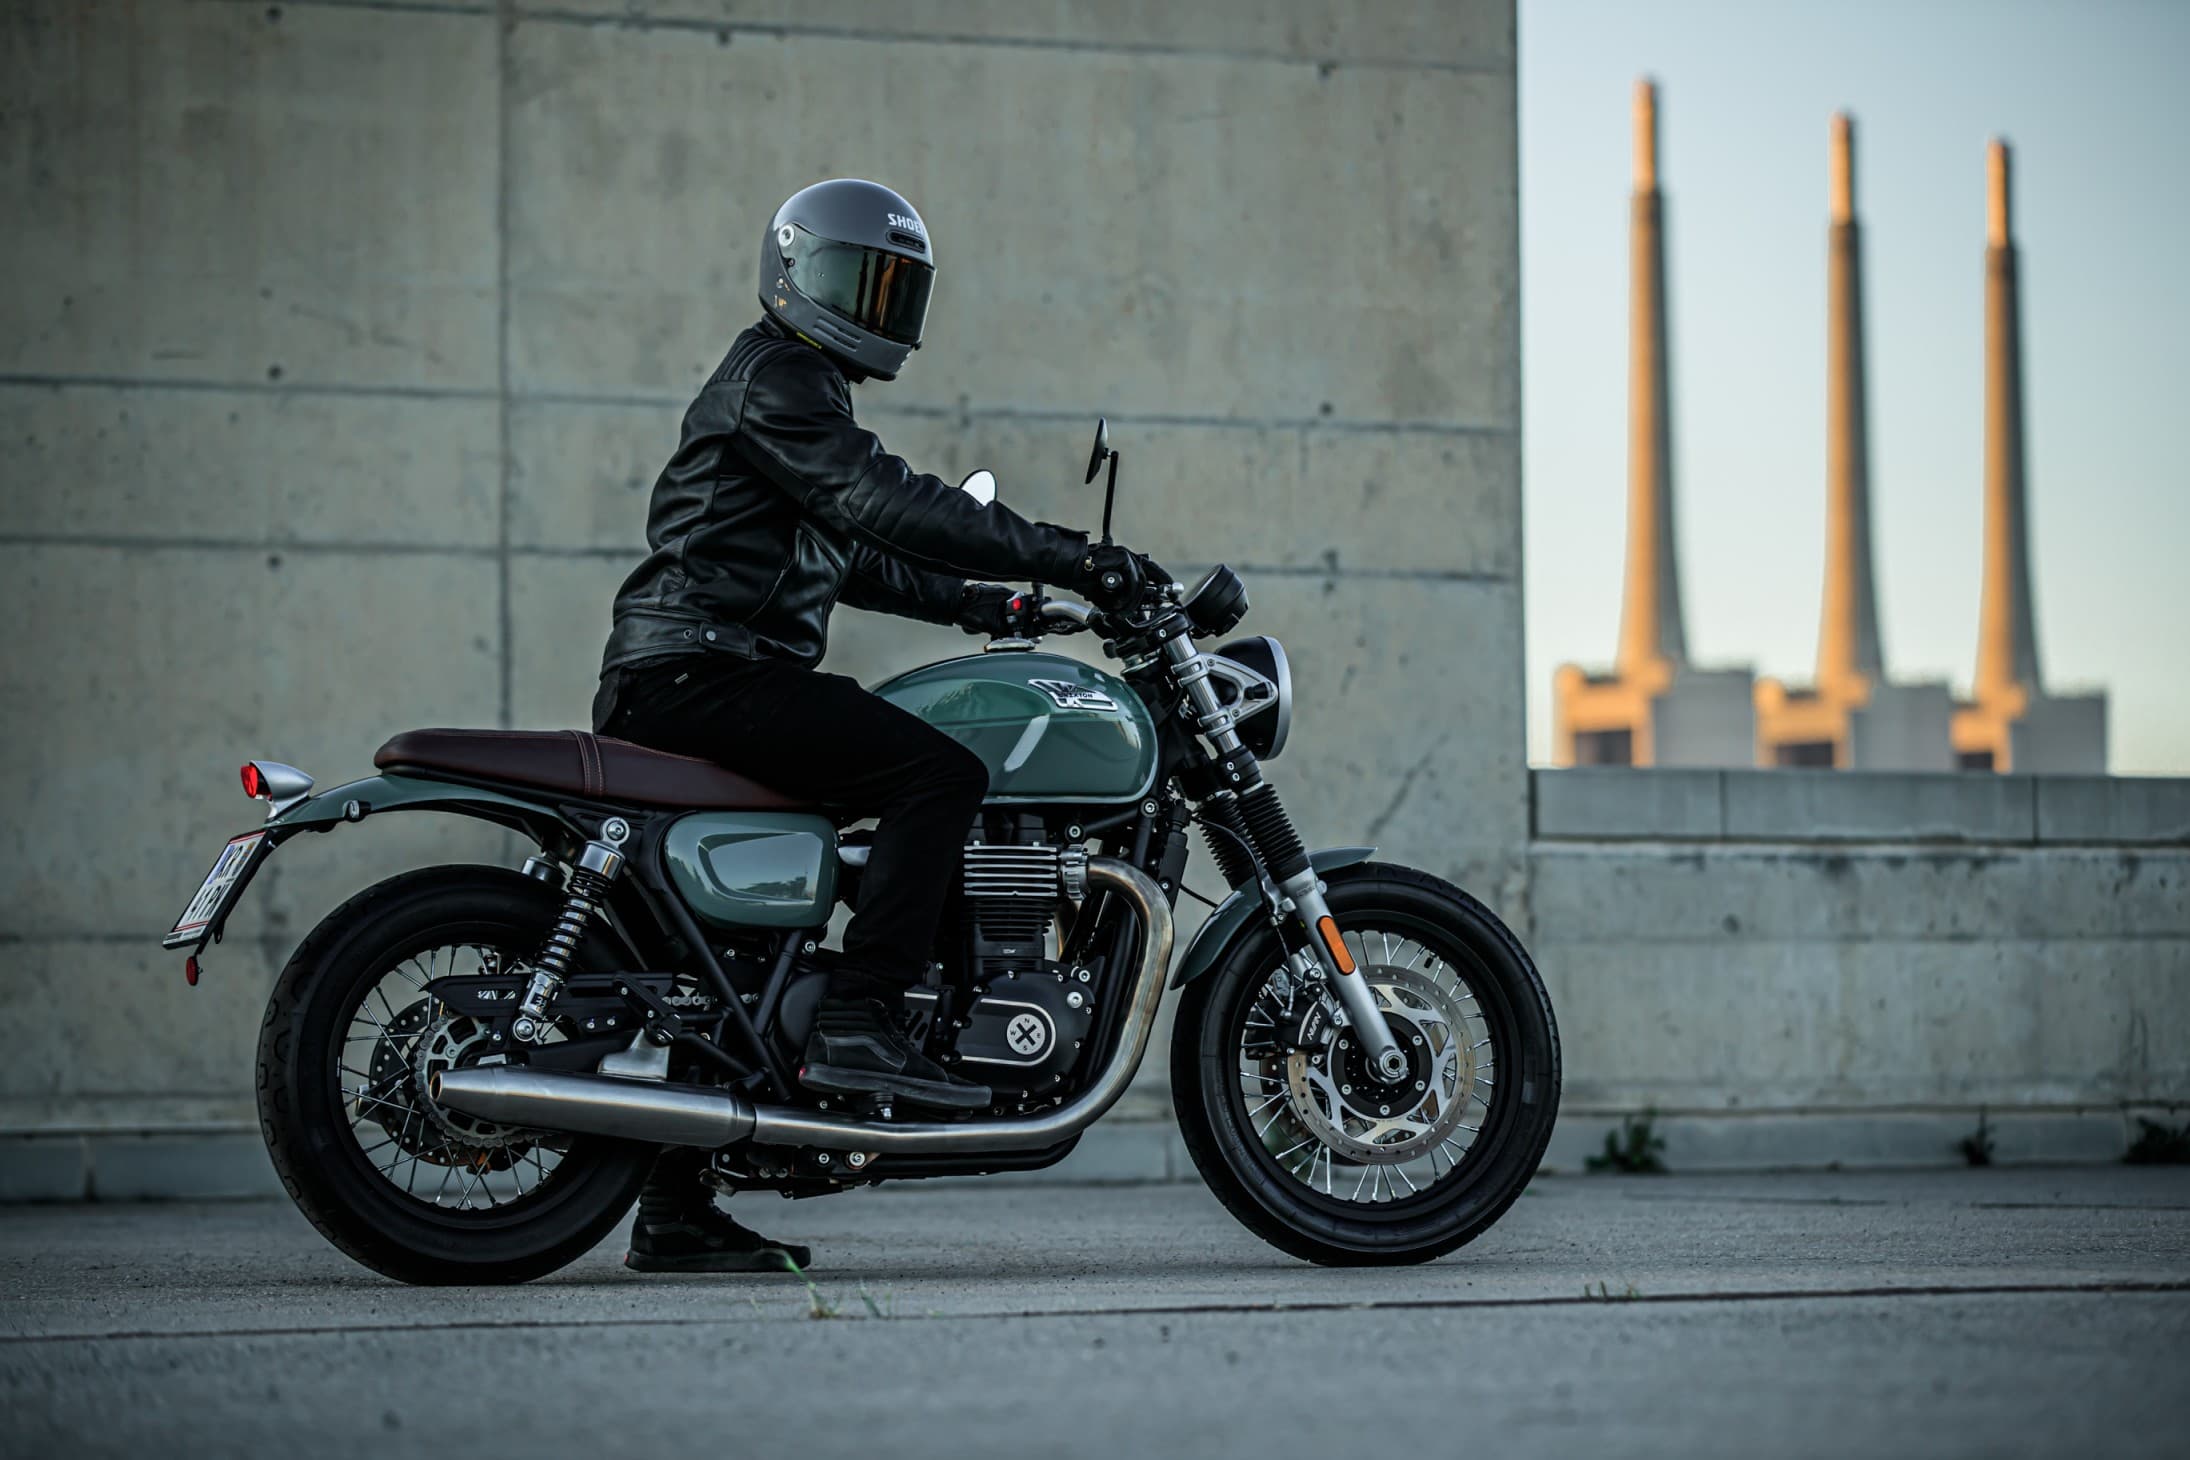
237, 761, 315, 818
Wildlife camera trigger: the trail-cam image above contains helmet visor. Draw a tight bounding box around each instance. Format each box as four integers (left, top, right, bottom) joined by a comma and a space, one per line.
781, 226, 934, 346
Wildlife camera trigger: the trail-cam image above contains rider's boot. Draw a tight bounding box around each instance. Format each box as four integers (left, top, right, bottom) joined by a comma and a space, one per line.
624, 1152, 812, 1274
800, 995, 991, 1111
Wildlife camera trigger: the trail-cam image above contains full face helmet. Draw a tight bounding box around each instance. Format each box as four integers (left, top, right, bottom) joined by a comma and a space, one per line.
760, 178, 935, 381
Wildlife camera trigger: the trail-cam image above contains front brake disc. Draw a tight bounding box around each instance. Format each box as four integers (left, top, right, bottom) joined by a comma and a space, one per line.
1283, 965, 1473, 1164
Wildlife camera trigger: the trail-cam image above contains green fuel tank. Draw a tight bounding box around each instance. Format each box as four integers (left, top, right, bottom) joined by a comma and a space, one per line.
872, 651, 1157, 805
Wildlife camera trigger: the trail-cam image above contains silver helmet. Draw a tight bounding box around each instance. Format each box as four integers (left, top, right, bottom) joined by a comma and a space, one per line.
759, 178, 935, 381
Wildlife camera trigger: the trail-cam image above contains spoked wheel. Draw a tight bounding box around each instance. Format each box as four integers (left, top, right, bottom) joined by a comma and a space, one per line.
258, 866, 654, 1285
342, 942, 571, 1211
1172, 863, 1560, 1265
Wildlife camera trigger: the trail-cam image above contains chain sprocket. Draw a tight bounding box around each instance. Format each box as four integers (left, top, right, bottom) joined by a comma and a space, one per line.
412, 1013, 526, 1155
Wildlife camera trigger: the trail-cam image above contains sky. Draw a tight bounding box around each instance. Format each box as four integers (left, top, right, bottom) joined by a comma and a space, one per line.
1518, 0, 2190, 774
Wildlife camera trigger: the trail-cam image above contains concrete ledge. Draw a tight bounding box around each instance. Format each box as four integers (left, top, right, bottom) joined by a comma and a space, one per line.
0, 1136, 90, 1202
2036, 776, 2190, 843
1, 1131, 282, 1202
1540, 1107, 2179, 1175
9, 1109, 2182, 1200
1533, 768, 2190, 846
1722, 770, 2034, 842
1535, 767, 1721, 839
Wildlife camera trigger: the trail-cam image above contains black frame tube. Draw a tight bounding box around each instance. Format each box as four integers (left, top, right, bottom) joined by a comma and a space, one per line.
626, 837, 790, 1099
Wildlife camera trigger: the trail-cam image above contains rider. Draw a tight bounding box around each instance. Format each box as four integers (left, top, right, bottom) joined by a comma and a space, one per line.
594, 179, 1164, 1272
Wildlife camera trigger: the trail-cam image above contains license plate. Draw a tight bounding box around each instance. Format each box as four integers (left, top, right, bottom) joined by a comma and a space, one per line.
163, 832, 269, 949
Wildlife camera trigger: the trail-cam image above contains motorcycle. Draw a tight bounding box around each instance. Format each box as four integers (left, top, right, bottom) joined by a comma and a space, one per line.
165, 419, 1560, 1283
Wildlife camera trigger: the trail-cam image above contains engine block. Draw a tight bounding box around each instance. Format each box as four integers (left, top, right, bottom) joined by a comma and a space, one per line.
923, 838, 1092, 1096
960, 841, 1062, 965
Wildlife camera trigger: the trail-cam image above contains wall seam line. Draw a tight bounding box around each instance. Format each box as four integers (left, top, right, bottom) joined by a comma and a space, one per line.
0, 372, 1512, 439
0, 536, 1516, 583
495, 0, 515, 729
199, 0, 1512, 74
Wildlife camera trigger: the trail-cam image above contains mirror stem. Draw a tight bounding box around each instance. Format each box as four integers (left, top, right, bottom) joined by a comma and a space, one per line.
1100, 450, 1121, 546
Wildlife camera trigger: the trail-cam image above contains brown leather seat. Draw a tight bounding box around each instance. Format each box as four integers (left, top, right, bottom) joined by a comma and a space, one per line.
374, 729, 812, 811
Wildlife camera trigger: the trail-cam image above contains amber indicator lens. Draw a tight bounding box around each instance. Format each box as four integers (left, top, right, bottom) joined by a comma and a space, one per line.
1316, 916, 1356, 974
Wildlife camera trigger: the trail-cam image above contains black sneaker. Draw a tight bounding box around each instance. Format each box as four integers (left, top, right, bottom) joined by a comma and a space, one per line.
625, 1194, 812, 1275
800, 998, 991, 1111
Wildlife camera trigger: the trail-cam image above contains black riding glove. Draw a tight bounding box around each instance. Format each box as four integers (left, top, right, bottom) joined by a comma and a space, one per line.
1079, 545, 1170, 612
956, 582, 1026, 637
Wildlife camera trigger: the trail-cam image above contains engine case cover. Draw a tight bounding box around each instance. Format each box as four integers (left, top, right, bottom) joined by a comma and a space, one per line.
908, 967, 1092, 1095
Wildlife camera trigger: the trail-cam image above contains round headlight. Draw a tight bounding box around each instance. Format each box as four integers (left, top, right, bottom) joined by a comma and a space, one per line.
1211, 635, 1292, 759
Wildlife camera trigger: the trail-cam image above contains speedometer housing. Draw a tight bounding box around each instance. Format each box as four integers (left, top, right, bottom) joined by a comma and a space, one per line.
1211, 635, 1293, 759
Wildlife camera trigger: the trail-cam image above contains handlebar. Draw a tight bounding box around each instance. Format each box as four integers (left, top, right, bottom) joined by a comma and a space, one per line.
989, 582, 1187, 647
1039, 599, 1094, 629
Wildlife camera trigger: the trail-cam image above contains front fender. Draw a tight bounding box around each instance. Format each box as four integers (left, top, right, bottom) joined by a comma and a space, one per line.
1167, 846, 1375, 989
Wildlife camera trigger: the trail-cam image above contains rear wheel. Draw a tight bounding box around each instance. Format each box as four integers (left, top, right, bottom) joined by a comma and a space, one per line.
1171, 863, 1560, 1265
256, 866, 655, 1284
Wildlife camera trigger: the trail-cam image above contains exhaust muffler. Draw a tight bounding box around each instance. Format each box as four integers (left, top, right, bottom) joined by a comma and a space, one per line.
430, 1064, 756, 1149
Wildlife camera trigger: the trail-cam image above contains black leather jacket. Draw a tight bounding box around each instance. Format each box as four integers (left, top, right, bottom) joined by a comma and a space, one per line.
600, 319, 1088, 672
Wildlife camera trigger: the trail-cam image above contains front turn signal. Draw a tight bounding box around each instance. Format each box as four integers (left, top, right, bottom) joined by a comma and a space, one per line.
1316, 915, 1356, 974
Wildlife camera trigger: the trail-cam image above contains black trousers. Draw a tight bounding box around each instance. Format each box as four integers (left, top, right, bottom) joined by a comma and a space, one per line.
594, 655, 988, 990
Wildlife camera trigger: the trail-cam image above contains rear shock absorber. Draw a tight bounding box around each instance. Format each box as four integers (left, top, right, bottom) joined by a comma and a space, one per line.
512, 820, 629, 1044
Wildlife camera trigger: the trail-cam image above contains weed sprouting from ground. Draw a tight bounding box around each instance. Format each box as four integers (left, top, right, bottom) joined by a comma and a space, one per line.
2125, 1117, 2190, 1165
1583, 1280, 1640, 1301
779, 1256, 895, 1320
1959, 1108, 1997, 1167
1587, 1109, 1667, 1174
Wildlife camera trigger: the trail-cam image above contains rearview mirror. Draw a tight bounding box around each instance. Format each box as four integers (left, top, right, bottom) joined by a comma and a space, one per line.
1084, 417, 1111, 485
959, 469, 997, 507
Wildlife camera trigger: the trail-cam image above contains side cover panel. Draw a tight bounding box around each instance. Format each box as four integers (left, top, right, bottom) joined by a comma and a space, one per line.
663, 810, 839, 929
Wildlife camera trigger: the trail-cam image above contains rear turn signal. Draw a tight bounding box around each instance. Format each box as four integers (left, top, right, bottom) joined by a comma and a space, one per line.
1316, 915, 1356, 974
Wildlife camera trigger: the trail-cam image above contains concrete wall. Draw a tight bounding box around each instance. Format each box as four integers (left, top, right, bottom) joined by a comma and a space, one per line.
0, 0, 1522, 1184
1531, 769, 2190, 1168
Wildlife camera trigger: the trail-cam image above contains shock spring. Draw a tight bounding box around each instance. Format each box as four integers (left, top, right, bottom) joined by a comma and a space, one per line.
513, 835, 625, 1042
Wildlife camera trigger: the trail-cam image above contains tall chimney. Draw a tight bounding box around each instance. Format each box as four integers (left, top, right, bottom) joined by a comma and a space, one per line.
1616, 77, 1688, 676
1975, 138, 2043, 698
1817, 111, 1885, 690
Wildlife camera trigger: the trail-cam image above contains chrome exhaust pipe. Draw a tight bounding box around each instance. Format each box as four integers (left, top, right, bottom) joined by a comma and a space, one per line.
434, 857, 1173, 1157
430, 1065, 756, 1149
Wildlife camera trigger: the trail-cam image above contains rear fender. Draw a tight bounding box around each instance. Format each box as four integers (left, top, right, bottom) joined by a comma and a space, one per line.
270, 771, 575, 840
1167, 846, 1375, 989
170, 773, 576, 958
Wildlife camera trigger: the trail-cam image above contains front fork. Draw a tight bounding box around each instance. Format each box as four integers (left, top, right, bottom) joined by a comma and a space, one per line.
1164, 633, 1407, 1081
1273, 868, 1407, 1080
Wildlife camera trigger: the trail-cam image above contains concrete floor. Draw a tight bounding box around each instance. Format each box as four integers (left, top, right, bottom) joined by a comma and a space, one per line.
3, 1167, 2186, 1459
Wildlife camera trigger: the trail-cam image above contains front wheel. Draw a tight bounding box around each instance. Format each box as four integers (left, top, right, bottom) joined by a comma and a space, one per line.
1171, 863, 1560, 1265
